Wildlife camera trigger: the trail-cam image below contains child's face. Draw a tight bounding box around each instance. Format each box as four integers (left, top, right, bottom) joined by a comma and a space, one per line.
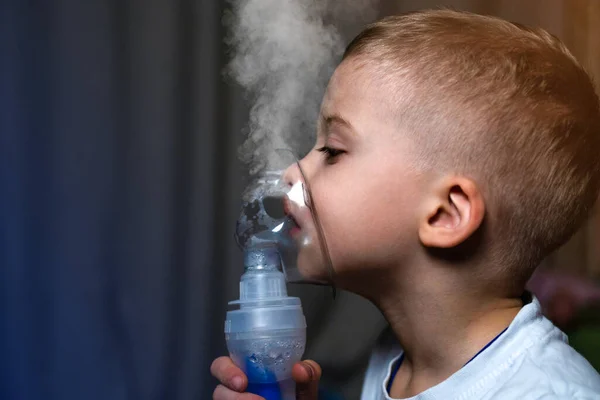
285, 60, 427, 287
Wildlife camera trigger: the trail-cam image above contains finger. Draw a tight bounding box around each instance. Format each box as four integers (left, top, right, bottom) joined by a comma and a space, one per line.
292, 360, 322, 400
210, 357, 247, 392
212, 384, 265, 400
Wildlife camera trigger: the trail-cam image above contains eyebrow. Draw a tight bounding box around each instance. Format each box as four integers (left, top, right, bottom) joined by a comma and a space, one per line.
321, 113, 356, 136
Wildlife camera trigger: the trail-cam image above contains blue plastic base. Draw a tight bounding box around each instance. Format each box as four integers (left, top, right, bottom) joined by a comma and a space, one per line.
246, 382, 283, 400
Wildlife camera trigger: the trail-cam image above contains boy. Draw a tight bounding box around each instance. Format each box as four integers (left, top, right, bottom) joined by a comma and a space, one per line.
212, 9, 600, 399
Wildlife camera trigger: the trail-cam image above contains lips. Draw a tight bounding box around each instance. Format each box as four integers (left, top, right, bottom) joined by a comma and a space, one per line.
282, 196, 302, 231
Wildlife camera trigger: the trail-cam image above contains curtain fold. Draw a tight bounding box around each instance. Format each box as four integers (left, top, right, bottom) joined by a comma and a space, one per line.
0, 1, 239, 398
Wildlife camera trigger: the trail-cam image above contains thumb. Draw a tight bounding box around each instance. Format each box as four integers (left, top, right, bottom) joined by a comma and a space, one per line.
292, 360, 322, 400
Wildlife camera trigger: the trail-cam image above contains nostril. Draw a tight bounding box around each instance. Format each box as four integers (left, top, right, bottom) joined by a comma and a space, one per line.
282, 163, 299, 187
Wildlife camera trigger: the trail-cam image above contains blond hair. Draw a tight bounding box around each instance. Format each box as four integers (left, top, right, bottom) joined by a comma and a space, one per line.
344, 10, 600, 282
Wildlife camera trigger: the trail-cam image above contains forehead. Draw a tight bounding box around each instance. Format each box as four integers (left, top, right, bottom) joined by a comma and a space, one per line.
321, 60, 396, 125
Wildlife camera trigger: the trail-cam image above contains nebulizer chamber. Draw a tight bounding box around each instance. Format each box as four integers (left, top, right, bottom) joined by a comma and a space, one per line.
225, 169, 330, 399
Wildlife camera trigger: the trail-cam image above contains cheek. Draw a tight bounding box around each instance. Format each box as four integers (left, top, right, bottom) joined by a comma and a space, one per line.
310, 167, 418, 270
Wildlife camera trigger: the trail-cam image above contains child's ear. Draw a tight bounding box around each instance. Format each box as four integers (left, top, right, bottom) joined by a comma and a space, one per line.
418, 176, 485, 248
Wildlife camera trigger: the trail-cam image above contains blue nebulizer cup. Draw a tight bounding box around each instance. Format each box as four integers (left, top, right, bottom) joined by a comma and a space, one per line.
225, 247, 306, 400
225, 169, 334, 399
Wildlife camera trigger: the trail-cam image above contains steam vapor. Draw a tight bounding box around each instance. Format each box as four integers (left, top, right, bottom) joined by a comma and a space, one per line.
224, 0, 379, 177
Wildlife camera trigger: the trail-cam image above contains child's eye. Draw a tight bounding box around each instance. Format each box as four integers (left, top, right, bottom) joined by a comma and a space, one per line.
317, 146, 345, 163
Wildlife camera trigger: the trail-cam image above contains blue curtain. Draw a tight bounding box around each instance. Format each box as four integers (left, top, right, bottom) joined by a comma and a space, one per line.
0, 0, 249, 398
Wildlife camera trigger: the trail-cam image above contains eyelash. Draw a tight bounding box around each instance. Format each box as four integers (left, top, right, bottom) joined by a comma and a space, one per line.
317, 146, 345, 162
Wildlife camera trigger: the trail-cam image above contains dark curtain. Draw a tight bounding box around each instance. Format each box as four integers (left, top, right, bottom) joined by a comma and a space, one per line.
1, 0, 241, 398
0, 1, 386, 399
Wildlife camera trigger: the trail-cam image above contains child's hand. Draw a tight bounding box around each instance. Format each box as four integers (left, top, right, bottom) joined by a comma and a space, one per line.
211, 356, 322, 399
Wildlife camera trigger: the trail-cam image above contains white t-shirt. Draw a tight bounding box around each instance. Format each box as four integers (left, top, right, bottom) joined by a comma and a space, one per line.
361, 295, 600, 400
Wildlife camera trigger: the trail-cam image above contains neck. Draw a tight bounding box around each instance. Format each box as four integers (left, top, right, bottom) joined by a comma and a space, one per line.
369, 266, 524, 397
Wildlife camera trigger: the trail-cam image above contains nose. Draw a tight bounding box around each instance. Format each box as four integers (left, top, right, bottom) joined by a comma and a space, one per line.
283, 160, 311, 209
283, 160, 302, 187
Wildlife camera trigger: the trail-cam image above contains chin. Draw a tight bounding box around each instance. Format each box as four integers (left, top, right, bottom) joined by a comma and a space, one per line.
295, 249, 331, 284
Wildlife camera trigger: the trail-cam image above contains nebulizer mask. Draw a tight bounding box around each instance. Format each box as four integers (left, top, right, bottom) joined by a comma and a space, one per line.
224, 155, 335, 400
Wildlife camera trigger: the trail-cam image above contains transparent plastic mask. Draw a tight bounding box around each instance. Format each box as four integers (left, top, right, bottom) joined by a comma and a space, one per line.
235, 165, 335, 290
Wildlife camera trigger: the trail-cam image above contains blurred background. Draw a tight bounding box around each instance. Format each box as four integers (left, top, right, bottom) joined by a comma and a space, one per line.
1, 0, 599, 399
